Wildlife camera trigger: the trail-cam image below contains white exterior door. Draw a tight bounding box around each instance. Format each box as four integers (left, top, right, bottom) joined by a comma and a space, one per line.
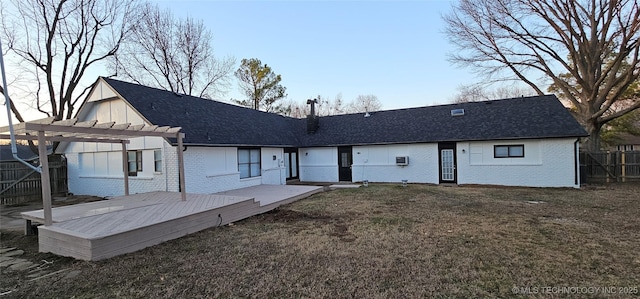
441, 149, 455, 181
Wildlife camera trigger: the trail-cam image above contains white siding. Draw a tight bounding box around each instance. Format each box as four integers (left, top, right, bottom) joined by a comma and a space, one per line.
352, 144, 439, 184
67, 81, 175, 196
64, 94, 171, 197
457, 138, 579, 187
65, 97, 153, 154
299, 147, 339, 182
87, 80, 117, 102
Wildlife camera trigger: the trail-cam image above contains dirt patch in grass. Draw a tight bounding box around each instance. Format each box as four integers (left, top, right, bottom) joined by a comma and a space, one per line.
2, 184, 640, 298
254, 208, 332, 223
0, 230, 77, 293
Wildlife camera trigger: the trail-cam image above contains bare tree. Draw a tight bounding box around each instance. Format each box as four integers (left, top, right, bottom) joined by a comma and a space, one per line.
1, 0, 138, 121
280, 100, 306, 118
347, 94, 382, 113
111, 3, 234, 99
281, 94, 344, 118
281, 93, 383, 118
444, 0, 640, 150
314, 93, 345, 116
451, 84, 536, 103
451, 85, 490, 103
493, 86, 538, 100
0, 86, 25, 123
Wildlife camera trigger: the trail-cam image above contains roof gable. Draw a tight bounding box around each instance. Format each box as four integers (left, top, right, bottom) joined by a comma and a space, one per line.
103, 78, 300, 146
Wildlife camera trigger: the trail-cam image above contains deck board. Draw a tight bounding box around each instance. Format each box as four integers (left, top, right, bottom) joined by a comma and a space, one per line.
32, 185, 323, 261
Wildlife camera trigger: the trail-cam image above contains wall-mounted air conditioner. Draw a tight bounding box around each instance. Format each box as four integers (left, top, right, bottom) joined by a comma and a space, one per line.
396, 156, 409, 166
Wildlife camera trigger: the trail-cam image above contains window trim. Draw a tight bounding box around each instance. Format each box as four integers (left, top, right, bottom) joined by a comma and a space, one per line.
494, 144, 525, 158
127, 150, 142, 176
154, 149, 162, 173
238, 148, 261, 179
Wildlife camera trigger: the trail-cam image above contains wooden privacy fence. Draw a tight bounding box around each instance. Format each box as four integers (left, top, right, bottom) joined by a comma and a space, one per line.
580, 151, 640, 183
0, 155, 68, 205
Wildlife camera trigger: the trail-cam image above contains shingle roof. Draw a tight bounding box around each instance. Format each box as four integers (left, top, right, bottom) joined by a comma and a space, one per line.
295, 95, 588, 146
0, 144, 47, 162
102, 78, 587, 147
103, 78, 300, 146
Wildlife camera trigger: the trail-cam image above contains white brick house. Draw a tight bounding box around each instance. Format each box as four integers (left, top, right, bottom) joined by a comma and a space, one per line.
59, 77, 587, 197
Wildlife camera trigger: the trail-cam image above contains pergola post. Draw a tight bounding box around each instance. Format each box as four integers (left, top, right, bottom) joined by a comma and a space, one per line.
177, 133, 186, 201
37, 131, 53, 226
121, 140, 129, 196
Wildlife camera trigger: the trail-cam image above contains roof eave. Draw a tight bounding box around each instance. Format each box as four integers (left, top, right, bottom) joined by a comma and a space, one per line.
299, 134, 589, 147
169, 142, 300, 148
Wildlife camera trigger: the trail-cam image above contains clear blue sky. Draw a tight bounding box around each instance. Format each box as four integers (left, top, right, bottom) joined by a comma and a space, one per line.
153, 0, 473, 109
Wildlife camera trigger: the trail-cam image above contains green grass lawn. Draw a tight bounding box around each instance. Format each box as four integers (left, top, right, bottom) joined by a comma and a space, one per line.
2, 184, 639, 298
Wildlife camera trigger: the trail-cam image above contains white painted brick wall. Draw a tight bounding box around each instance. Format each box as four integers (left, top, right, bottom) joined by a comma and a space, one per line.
301, 140, 578, 188
67, 143, 287, 197
299, 166, 339, 182
66, 151, 170, 197
298, 147, 339, 182
182, 146, 284, 194
163, 141, 180, 192
457, 138, 579, 187
352, 144, 439, 184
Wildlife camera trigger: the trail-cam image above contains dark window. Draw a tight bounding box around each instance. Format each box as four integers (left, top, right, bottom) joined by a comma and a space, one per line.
494, 145, 524, 158
341, 152, 350, 167
238, 148, 261, 179
127, 150, 142, 176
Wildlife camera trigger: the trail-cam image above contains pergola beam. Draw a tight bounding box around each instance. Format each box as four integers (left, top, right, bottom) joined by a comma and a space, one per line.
22, 123, 181, 138
0, 134, 130, 144
1, 117, 186, 228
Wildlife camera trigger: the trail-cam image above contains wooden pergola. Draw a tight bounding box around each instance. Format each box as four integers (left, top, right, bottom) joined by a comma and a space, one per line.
0, 117, 186, 226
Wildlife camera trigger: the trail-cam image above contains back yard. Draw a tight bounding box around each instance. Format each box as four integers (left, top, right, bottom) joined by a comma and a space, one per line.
1, 184, 639, 298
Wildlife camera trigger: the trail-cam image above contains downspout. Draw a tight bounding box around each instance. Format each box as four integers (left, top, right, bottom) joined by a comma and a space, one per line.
574, 138, 580, 186
0, 39, 40, 172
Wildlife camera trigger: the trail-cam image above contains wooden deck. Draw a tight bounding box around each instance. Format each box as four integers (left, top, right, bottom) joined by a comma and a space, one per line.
24, 185, 323, 261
